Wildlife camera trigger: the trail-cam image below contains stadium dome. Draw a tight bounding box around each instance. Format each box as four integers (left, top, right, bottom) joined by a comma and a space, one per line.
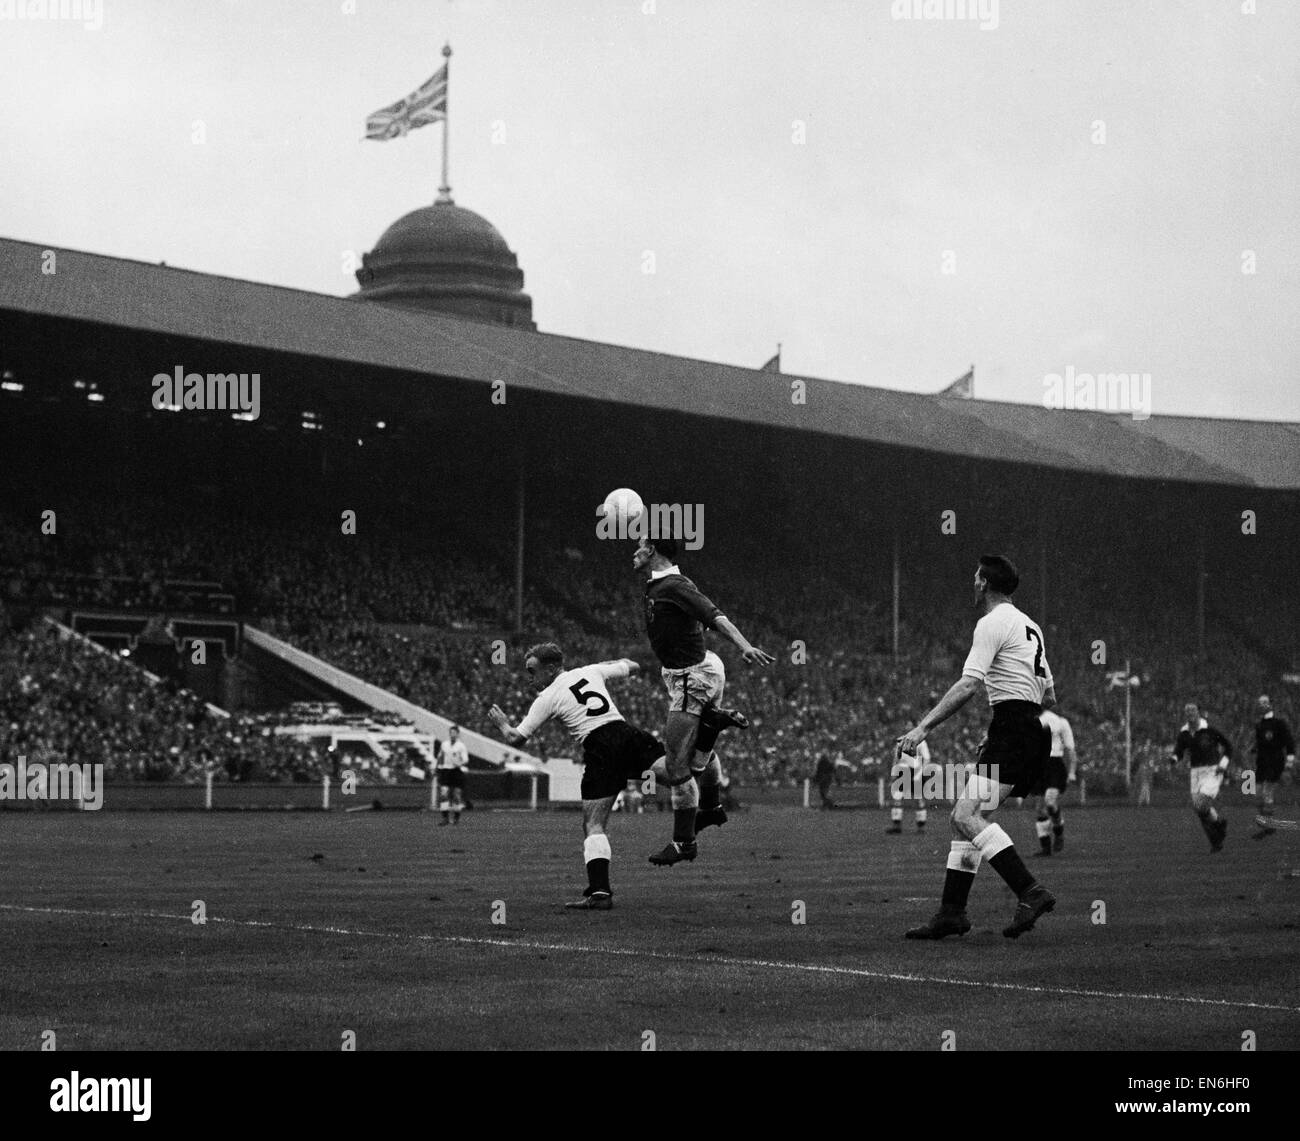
352, 200, 536, 330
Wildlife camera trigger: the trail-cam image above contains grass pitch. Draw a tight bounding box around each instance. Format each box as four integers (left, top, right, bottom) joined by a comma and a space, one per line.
1, 804, 1297, 1050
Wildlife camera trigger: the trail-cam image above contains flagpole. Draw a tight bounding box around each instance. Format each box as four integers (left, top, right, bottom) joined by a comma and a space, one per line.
1124, 659, 1132, 790
437, 42, 452, 203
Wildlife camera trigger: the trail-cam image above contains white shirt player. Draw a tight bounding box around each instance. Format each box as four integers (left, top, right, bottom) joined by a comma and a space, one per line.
516, 661, 631, 743
962, 600, 1053, 705
438, 738, 469, 771
1039, 709, 1075, 757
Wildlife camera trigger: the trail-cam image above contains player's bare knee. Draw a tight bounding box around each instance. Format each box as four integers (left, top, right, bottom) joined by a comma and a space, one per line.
950, 800, 984, 838
670, 778, 699, 810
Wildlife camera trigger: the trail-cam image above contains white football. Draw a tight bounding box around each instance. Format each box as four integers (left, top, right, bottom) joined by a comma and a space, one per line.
601, 487, 645, 531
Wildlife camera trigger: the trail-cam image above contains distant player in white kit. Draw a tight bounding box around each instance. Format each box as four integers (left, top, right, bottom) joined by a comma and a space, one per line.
436, 725, 470, 824
1033, 709, 1077, 856
489, 642, 739, 910
896, 555, 1057, 940
887, 738, 930, 833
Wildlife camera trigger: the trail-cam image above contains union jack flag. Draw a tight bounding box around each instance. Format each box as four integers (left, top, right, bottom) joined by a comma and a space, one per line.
365, 64, 447, 141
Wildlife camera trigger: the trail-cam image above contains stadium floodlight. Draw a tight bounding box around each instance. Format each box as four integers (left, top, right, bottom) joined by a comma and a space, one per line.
87, 393, 105, 403
1, 380, 22, 393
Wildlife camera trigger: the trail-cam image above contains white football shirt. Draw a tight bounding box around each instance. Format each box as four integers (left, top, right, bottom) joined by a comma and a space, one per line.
1039, 709, 1075, 757
517, 661, 630, 743
437, 739, 469, 771
962, 601, 1053, 706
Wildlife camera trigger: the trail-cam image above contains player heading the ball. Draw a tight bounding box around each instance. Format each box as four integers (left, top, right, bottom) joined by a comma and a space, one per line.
634, 536, 772, 869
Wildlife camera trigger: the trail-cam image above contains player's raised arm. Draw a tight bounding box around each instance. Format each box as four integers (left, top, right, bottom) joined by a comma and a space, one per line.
895, 674, 980, 757
713, 615, 774, 665
595, 658, 640, 679
488, 704, 529, 746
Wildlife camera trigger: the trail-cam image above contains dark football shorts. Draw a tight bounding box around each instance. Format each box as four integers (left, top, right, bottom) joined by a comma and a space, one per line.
976, 701, 1049, 798
1032, 756, 1069, 796
581, 721, 665, 800
436, 767, 466, 790
1256, 756, 1286, 783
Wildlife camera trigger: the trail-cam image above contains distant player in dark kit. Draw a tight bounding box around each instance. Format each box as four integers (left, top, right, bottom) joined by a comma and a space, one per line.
814, 753, 837, 810
1169, 702, 1233, 852
633, 536, 773, 867
896, 555, 1057, 940
1033, 709, 1077, 855
1249, 694, 1295, 839
487, 642, 743, 909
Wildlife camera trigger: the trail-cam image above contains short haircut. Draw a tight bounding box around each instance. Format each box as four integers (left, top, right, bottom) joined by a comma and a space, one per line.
978, 554, 1019, 595
651, 538, 678, 560
524, 642, 564, 668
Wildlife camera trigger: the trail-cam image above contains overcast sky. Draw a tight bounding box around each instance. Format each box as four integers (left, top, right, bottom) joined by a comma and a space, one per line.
2, 0, 1297, 420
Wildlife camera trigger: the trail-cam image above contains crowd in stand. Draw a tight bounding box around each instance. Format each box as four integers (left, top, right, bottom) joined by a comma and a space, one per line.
2, 503, 1294, 791
0, 623, 321, 782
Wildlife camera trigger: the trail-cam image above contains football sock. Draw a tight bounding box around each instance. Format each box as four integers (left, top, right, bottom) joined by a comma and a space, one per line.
1035, 818, 1052, 852
1198, 811, 1218, 841
941, 842, 980, 909
915, 807, 927, 828
695, 716, 722, 756
584, 833, 612, 893
673, 807, 697, 844
973, 823, 1036, 896
1048, 804, 1063, 836
890, 805, 904, 824
693, 752, 723, 812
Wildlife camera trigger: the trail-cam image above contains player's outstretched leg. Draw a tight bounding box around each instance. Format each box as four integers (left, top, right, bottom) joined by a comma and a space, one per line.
693, 752, 727, 832
1252, 781, 1277, 840
567, 796, 616, 910
693, 695, 746, 826
694, 702, 743, 832
914, 802, 927, 832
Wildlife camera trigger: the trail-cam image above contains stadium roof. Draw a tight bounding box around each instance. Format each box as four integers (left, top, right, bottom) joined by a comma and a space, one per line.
3, 237, 1297, 489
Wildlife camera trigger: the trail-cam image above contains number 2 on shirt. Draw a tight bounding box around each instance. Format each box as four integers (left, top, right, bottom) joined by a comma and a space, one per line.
1025, 626, 1046, 678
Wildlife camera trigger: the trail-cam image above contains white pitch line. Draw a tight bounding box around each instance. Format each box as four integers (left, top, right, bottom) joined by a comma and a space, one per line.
3, 902, 1298, 1015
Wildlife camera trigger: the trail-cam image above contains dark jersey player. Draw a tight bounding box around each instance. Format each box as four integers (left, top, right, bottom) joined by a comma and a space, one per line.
1250, 694, 1295, 839
633, 537, 774, 867
896, 555, 1057, 940
1169, 702, 1233, 852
